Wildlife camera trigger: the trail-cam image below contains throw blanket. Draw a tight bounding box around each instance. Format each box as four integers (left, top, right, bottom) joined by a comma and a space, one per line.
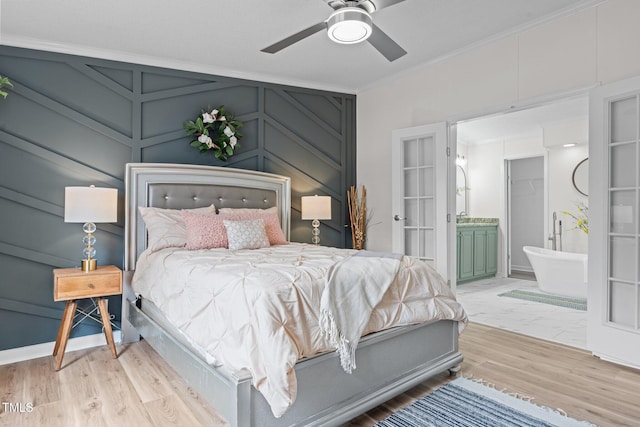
320, 251, 402, 373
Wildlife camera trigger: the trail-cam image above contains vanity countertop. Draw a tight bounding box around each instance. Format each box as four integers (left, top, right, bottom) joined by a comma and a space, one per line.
456, 217, 499, 227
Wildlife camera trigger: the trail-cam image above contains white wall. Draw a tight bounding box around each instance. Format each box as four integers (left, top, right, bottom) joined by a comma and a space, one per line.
357, 0, 640, 253
548, 145, 589, 253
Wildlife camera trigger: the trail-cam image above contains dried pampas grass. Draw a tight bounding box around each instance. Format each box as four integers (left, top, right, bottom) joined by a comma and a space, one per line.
348, 185, 366, 250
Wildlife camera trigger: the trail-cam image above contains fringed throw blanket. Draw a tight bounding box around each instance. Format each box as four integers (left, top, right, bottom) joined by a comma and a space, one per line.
319, 251, 402, 373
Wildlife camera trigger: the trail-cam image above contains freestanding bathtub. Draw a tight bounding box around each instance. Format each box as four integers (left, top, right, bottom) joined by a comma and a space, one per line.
522, 246, 588, 299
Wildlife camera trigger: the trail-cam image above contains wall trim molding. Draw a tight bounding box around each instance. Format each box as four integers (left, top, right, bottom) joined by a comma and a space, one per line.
0, 331, 122, 366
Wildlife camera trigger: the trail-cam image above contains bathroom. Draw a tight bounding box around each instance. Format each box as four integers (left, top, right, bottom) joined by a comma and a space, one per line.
453, 96, 590, 349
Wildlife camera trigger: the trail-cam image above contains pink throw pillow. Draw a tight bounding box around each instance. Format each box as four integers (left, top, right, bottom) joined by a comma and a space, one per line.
181, 211, 232, 250
221, 211, 287, 245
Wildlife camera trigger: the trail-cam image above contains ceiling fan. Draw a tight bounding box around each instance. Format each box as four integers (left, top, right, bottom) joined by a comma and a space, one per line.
261, 0, 408, 62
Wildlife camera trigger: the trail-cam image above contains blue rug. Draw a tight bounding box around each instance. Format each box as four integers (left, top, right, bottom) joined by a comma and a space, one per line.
374, 377, 595, 427
498, 289, 587, 311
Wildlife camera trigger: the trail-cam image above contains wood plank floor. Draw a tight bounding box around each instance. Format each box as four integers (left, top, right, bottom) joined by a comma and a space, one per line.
1, 323, 639, 426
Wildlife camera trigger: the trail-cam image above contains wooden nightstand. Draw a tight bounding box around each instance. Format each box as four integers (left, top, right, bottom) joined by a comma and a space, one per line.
52, 265, 122, 370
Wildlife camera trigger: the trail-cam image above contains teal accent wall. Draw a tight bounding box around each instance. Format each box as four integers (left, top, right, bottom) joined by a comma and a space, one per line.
0, 46, 356, 351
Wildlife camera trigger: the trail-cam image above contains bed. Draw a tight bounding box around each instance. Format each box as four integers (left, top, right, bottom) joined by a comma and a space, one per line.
122, 162, 466, 427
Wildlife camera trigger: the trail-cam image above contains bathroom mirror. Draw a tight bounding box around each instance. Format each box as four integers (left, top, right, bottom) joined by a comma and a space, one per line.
456, 165, 468, 215
572, 157, 588, 196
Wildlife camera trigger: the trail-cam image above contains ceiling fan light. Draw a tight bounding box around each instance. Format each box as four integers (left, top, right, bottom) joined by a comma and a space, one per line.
327, 7, 372, 45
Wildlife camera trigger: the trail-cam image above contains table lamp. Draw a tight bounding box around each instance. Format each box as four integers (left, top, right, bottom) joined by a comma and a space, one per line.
64, 185, 118, 272
301, 195, 331, 245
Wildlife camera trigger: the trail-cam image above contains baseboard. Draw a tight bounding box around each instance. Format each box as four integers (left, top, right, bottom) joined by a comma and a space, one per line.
594, 352, 640, 371
0, 331, 122, 366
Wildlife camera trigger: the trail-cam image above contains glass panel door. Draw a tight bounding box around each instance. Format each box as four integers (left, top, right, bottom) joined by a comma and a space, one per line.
607, 95, 639, 331
589, 75, 640, 369
402, 136, 436, 263
392, 122, 449, 280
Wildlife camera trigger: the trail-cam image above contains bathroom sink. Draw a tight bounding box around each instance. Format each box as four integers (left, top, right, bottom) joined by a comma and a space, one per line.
456, 217, 498, 226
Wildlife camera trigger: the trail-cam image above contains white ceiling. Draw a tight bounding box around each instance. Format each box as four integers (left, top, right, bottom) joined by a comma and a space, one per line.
1, 0, 601, 94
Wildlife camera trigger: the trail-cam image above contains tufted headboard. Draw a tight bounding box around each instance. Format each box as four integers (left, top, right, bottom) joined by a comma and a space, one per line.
124, 163, 291, 271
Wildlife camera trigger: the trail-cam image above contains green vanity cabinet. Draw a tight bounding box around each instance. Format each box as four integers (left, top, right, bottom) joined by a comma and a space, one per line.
456, 221, 498, 283
457, 229, 474, 280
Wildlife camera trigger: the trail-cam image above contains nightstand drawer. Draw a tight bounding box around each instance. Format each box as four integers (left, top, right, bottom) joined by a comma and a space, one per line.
53, 265, 122, 301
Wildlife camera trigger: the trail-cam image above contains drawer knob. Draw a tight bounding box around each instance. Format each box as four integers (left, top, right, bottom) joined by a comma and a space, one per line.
87, 283, 94, 289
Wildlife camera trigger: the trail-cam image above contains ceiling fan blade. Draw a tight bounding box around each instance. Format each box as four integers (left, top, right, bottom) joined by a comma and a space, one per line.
367, 23, 407, 62
369, 0, 407, 12
261, 22, 327, 54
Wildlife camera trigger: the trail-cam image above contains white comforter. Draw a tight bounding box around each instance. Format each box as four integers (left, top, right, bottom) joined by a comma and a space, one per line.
132, 243, 467, 418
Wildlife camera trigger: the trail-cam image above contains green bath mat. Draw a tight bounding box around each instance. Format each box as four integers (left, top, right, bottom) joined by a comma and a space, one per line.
498, 289, 587, 311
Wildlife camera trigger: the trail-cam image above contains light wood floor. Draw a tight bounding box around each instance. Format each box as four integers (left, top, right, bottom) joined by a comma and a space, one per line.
1, 323, 639, 426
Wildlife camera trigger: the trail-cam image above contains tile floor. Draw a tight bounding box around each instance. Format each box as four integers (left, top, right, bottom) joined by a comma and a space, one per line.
455, 276, 587, 349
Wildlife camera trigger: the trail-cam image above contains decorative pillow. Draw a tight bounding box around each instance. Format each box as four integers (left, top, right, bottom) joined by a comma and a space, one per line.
218, 206, 278, 215
223, 219, 270, 250
139, 204, 216, 252
181, 211, 231, 250
218, 207, 287, 245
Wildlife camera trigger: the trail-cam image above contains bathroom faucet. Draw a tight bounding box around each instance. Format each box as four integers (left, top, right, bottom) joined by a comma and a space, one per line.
457, 211, 467, 219
549, 212, 557, 250
548, 212, 563, 251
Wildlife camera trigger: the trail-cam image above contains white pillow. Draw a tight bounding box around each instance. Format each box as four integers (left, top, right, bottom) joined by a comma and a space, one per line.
223, 219, 270, 250
139, 204, 216, 252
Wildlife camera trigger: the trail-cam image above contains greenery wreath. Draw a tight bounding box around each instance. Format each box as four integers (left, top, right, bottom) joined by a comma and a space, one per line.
0, 76, 13, 99
183, 106, 243, 161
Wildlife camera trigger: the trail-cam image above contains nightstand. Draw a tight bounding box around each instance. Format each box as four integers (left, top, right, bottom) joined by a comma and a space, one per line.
52, 265, 122, 370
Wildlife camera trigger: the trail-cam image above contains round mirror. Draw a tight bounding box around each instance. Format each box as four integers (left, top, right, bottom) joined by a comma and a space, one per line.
572, 157, 588, 196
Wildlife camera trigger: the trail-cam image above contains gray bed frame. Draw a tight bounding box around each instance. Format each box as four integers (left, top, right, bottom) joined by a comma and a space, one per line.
122, 163, 462, 427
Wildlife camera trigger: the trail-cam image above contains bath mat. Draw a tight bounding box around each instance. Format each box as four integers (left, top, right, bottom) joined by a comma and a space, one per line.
498, 289, 587, 311
373, 377, 595, 426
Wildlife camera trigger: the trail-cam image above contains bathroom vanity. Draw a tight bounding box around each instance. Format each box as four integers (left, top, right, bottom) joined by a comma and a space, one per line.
456, 218, 498, 283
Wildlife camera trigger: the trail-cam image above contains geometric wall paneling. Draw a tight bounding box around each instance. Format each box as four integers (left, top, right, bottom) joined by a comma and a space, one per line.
264, 155, 344, 247
2, 83, 133, 179
141, 72, 214, 94
87, 65, 135, 92
284, 90, 344, 134
1, 58, 134, 137
140, 84, 259, 139
0, 45, 356, 351
263, 122, 342, 191
264, 88, 343, 163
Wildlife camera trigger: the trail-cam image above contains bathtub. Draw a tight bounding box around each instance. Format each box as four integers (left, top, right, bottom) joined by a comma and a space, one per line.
522, 246, 587, 299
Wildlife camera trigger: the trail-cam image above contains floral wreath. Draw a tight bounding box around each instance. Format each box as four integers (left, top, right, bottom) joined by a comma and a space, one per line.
183, 106, 243, 161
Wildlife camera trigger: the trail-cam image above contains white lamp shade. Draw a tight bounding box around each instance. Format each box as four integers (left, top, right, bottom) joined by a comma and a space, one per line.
64, 186, 118, 223
301, 195, 332, 220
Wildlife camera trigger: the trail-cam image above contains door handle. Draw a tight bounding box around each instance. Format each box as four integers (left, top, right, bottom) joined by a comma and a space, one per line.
394, 215, 407, 221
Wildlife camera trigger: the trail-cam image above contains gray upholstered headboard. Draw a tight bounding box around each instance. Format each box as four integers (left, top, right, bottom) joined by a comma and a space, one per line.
124, 163, 291, 271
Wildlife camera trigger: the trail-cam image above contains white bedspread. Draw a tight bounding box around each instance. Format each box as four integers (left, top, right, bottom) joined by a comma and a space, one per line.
132, 243, 467, 418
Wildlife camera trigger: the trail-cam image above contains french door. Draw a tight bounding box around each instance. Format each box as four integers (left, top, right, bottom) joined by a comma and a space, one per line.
589, 75, 640, 368
391, 122, 450, 282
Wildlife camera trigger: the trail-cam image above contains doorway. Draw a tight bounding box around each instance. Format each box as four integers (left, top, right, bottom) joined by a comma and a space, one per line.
453, 95, 589, 349
506, 156, 544, 278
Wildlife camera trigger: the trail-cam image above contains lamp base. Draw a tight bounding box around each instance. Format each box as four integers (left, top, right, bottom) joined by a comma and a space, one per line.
311, 219, 320, 246
82, 258, 97, 272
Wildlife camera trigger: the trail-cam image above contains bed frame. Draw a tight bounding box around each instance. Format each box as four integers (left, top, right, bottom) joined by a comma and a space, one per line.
122, 163, 463, 427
